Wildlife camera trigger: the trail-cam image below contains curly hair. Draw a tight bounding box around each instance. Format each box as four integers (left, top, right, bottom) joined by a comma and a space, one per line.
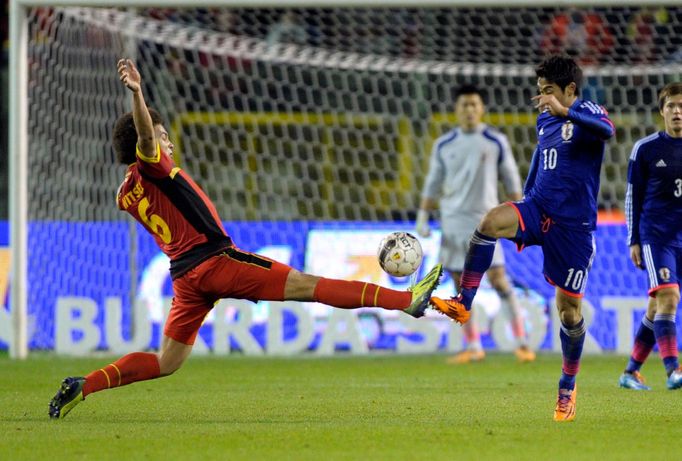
112, 109, 165, 164
535, 55, 583, 96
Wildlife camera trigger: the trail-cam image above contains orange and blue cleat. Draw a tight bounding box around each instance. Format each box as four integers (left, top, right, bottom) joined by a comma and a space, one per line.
429, 295, 471, 324
667, 367, 682, 390
553, 385, 577, 422
619, 371, 651, 390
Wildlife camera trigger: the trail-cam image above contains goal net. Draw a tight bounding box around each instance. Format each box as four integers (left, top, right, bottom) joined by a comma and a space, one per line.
8, 4, 682, 354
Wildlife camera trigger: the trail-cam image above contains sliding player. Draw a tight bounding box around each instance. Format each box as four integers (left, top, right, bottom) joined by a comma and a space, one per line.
48, 59, 443, 419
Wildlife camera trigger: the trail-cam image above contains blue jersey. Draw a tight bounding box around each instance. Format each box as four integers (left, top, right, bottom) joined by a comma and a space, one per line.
626, 131, 682, 247
524, 99, 615, 231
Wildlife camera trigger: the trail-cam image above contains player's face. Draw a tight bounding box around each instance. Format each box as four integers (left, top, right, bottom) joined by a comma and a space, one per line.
537, 78, 575, 107
155, 125, 175, 160
455, 94, 485, 130
660, 94, 682, 137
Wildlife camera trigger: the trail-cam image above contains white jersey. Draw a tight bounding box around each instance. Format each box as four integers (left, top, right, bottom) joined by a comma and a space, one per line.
422, 124, 522, 233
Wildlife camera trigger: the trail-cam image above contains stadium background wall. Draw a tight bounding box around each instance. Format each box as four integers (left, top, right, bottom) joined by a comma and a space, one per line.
0, 220, 674, 355
7, 4, 682, 357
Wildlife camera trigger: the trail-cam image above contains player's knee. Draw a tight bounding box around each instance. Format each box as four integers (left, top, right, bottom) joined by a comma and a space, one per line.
556, 296, 581, 326
284, 271, 320, 300
158, 354, 185, 377
478, 213, 500, 237
558, 309, 582, 326
656, 290, 680, 314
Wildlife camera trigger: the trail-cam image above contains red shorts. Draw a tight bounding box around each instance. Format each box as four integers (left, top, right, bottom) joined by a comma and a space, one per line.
164, 247, 292, 345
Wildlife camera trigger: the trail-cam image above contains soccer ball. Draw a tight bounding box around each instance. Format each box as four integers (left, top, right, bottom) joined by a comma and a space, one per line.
377, 232, 423, 277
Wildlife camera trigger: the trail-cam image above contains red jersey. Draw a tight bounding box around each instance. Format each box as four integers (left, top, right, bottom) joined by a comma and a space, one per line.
116, 143, 232, 279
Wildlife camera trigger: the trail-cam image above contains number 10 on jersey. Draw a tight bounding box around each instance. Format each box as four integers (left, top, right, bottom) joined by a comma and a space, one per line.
542, 148, 557, 170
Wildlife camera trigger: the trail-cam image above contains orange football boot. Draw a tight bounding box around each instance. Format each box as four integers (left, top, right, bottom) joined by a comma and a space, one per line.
446, 349, 486, 365
429, 296, 471, 324
515, 345, 536, 363
553, 385, 577, 422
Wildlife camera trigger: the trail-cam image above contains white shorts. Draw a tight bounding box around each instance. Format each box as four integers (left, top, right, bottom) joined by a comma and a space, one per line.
438, 230, 505, 272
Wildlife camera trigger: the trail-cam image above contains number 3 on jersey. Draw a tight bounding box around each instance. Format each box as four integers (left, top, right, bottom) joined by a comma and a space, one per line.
138, 197, 172, 244
542, 148, 557, 170
675, 178, 682, 198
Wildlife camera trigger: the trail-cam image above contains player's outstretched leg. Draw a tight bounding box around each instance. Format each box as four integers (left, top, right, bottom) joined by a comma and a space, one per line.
429, 230, 498, 324
619, 371, 651, 391
48, 377, 85, 419
311, 264, 442, 317
404, 263, 443, 318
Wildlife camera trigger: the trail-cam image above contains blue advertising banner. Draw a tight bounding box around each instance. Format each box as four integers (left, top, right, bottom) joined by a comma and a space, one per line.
0, 220, 674, 355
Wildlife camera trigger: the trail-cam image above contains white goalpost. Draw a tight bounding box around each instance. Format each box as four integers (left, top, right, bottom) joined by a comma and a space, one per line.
8, 0, 682, 358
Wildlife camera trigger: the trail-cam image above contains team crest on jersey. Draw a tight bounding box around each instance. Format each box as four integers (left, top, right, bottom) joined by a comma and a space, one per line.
659, 267, 671, 282
561, 121, 574, 141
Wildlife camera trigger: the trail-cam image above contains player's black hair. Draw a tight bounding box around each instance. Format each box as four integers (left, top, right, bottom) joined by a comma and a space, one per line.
453, 84, 485, 103
112, 109, 165, 164
535, 55, 582, 96
658, 82, 682, 112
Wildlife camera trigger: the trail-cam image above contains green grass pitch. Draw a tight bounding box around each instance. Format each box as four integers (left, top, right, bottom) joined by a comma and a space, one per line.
1, 352, 680, 460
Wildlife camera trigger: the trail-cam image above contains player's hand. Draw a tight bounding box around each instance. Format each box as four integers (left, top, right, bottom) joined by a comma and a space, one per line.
629, 244, 643, 269
118, 58, 141, 93
415, 209, 431, 238
532, 94, 569, 117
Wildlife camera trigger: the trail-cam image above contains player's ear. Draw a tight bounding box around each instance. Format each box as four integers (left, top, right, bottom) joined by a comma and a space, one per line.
566, 82, 577, 98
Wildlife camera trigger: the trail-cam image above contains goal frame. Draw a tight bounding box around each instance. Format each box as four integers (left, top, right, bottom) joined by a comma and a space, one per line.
7, 0, 673, 358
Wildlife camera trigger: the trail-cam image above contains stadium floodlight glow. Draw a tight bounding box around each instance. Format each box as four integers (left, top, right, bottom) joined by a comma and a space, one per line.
8, 0, 682, 359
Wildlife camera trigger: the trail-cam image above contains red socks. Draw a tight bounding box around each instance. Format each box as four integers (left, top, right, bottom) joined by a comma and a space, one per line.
82, 352, 161, 398
313, 278, 411, 310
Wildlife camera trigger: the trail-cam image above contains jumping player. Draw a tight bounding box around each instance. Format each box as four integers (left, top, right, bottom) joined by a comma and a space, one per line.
48, 59, 443, 419
416, 84, 535, 364
430, 55, 615, 421
619, 82, 682, 391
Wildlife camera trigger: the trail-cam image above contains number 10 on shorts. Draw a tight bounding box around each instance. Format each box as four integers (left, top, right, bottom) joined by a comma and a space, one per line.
564, 268, 585, 292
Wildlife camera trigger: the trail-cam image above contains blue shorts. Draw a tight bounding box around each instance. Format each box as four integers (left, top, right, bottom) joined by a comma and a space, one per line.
641, 242, 681, 296
507, 199, 596, 297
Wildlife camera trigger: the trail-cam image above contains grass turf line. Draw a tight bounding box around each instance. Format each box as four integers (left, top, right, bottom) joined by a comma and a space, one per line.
1, 353, 680, 460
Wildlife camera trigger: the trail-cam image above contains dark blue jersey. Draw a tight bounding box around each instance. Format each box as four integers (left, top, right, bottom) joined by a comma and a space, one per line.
523, 99, 615, 231
626, 131, 682, 247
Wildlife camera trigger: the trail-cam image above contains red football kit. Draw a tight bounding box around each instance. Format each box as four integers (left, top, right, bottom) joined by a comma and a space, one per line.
79, 140, 414, 400
116, 144, 292, 344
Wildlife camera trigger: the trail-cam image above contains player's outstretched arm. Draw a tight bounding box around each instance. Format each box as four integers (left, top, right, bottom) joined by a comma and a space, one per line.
117, 58, 156, 159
